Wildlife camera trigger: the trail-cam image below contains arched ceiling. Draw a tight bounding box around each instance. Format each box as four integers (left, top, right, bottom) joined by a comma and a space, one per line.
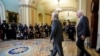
31, 0, 78, 13
29, 0, 78, 21
59, 11, 77, 21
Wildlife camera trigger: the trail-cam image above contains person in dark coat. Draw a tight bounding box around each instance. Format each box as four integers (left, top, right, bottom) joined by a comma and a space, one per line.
66, 22, 75, 41
22, 24, 28, 39
18, 23, 23, 33
71, 22, 76, 41
49, 11, 64, 56
44, 23, 49, 37
76, 10, 91, 56
11, 21, 17, 39
66, 21, 71, 39
1, 20, 9, 40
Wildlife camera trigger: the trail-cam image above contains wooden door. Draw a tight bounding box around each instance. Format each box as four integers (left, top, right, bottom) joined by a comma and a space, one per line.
91, 0, 99, 48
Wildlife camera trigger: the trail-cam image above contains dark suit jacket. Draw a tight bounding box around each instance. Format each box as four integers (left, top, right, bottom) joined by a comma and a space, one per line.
1, 23, 9, 31
77, 16, 90, 38
50, 20, 64, 43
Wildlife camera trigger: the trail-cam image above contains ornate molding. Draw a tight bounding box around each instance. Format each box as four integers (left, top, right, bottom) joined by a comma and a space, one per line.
19, 4, 36, 9
45, 13, 51, 16
60, 7, 77, 12
50, 7, 77, 13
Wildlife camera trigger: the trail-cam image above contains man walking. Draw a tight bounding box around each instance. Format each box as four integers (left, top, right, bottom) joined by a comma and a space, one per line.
50, 11, 64, 56
76, 10, 91, 56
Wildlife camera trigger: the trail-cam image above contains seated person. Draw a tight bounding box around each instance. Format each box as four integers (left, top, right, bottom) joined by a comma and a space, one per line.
40, 28, 46, 38
28, 29, 34, 39
23, 29, 28, 40
16, 31, 23, 40
35, 29, 40, 38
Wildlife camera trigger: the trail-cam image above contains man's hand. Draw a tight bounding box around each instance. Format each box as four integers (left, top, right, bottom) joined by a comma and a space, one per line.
81, 35, 85, 40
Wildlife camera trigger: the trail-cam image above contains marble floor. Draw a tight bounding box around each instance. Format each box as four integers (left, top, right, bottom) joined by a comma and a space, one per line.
0, 39, 99, 56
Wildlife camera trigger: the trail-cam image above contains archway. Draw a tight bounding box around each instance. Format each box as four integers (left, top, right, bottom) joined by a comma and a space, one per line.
38, 13, 43, 25
0, 0, 6, 23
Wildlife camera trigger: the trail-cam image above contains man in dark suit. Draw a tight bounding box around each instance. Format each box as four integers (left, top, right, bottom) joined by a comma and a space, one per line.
49, 11, 64, 56
77, 10, 91, 56
66, 21, 75, 41
11, 21, 17, 39
1, 20, 9, 40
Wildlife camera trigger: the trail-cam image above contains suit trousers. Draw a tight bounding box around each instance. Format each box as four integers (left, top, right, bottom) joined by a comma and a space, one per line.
51, 42, 64, 56
76, 38, 91, 56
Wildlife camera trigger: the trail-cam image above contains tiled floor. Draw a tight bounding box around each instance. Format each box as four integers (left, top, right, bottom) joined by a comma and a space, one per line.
0, 39, 99, 56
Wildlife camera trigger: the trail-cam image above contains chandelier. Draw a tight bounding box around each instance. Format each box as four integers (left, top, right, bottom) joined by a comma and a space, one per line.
55, 0, 62, 12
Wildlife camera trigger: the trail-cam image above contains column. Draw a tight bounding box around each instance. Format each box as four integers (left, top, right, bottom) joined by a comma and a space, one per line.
29, 6, 31, 24
28, 6, 36, 26
33, 7, 37, 25
19, 5, 24, 24
19, 4, 29, 26
23, 6, 26, 25
18, 7, 21, 23
24, 6, 26, 25
96, 0, 100, 51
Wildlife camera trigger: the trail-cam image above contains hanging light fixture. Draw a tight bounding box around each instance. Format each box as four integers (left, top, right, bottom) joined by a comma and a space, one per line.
55, 0, 62, 12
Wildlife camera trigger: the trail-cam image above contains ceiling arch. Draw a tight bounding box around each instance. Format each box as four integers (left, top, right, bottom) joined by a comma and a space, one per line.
29, 0, 77, 13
